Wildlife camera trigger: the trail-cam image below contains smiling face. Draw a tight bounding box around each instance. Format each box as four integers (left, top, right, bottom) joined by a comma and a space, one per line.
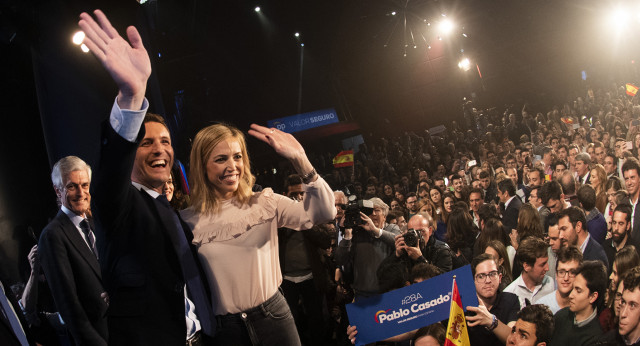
444, 196, 454, 213
556, 260, 580, 296
206, 139, 244, 199
56, 170, 91, 216
163, 176, 174, 201
132, 121, 174, 194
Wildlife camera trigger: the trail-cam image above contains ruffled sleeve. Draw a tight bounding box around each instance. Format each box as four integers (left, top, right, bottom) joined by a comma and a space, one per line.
182, 189, 279, 246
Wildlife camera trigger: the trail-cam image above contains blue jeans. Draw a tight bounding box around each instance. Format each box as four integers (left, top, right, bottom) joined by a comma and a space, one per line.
214, 291, 300, 346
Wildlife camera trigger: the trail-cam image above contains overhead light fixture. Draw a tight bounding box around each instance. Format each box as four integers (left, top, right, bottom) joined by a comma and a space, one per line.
72, 31, 85, 45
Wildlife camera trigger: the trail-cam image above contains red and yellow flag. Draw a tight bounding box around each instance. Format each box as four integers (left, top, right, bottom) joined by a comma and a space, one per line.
333, 150, 354, 168
626, 83, 639, 96
444, 279, 470, 346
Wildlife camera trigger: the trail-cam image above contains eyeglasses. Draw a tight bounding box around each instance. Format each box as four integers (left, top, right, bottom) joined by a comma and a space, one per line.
475, 270, 499, 282
556, 269, 577, 278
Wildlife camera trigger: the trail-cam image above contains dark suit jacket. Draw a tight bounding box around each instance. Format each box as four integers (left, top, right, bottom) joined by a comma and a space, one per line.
38, 211, 108, 346
583, 235, 610, 269
502, 196, 522, 232
632, 203, 640, 245
92, 124, 206, 345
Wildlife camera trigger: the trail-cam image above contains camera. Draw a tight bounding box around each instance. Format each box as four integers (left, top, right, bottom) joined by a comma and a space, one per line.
403, 229, 422, 248
343, 198, 374, 229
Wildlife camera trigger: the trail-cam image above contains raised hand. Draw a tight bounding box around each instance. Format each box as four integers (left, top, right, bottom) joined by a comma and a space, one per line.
248, 124, 305, 161
78, 10, 151, 110
248, 124, 315, 179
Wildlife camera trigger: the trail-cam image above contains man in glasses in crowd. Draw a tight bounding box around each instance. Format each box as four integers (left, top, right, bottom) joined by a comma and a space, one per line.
537, 246, 583, 314
466, 253, 520, 345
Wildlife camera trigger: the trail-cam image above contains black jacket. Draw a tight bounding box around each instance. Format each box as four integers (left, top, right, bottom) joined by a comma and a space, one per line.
38, 211, 108, 345
278, 226, 332, 293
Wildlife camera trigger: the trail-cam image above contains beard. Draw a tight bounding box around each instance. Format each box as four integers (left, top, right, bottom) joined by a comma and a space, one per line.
612, 232, 627, 244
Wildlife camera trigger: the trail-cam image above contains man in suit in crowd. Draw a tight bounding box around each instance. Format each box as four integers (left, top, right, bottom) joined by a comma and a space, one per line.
38, 156, 108, 345
557, 206, 609, 269
498, 178, 522, 232
622, 158, 640, 244
79, 10, 214, 345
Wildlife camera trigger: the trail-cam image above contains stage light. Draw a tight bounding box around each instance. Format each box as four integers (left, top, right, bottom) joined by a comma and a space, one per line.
608, 7, 630, 31
72, 31, 85, 45
80, 44, 90, 53
391, 11, 396, 16
301, 43, 305, 47
255, 6, 261, 12
294, 32, 300, 37
462, 33, 468, 37
458, 58, 471, 71
439, 19, 454, 35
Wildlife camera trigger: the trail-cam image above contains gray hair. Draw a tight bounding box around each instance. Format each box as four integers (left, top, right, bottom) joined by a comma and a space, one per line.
334, 190, 347, 203
575, 152, 591, 165
368, 197, 389, 216
51, 156, 92, 190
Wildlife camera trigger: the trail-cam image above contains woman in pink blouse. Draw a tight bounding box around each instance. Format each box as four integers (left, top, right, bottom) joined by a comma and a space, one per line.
181, 123, 335, 345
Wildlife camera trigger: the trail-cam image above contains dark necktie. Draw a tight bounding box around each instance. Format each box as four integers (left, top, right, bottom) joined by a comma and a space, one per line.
79, 219, 99, 260
155, 194, 215, 336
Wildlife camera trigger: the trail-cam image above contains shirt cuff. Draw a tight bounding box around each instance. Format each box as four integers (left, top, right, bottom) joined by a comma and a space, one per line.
109, 96, 149, 142
375, 228, 383, 238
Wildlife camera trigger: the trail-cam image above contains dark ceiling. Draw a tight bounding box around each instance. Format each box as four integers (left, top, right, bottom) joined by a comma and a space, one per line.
2, 0, 639, 167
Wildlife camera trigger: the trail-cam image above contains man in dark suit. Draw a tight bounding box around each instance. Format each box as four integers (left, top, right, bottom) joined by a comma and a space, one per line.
622, 158, 640, 244
557, 206, 609, 269
38, 156, 108, 345
79, 10, 214, 345
498, 178, 522, 232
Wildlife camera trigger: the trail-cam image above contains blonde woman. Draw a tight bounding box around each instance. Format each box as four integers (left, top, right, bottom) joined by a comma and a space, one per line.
181, 124, 335, 345
589, 164, 607, 213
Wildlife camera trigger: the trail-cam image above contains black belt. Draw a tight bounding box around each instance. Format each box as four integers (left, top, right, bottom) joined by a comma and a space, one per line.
186, 331, 202, 346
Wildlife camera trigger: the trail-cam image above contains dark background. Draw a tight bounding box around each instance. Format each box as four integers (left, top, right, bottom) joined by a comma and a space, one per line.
1, 0, 638, 283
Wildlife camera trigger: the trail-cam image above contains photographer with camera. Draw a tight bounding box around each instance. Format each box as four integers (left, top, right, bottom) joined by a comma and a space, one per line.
335, 198, 401, 301
377, 213, 453, 289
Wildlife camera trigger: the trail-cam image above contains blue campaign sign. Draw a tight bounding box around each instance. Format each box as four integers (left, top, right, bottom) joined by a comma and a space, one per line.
266, 108, 339, 133
346, 265, 478, 345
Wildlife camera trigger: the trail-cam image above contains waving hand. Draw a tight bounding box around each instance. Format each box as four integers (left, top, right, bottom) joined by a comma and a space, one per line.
79, 10, 151, 110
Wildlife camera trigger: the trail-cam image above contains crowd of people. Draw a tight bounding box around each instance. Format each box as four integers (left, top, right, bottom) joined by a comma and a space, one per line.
6, 8, 640, 346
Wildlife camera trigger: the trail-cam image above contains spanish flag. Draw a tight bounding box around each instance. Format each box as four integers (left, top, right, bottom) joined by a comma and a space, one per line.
444, 278, 470, 346
626, 83, 639, 97
333, 150, 354, 168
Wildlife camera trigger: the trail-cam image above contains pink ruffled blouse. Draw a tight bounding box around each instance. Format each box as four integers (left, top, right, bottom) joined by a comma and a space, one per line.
180, 177, 335, 315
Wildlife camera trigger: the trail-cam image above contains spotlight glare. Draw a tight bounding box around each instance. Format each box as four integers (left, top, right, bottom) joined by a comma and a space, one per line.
438, 19, 454, 35
301, 43, 304, 47
80, 44, 90, 53
72, 31, 85, 45
294, 32, 300, 37
458, 57, 471, 71
391, 11, 396, 16
462, 33, 468, 37
255, 6, 261, 12
609, 7, 630, 31
427, 45, 431, 49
